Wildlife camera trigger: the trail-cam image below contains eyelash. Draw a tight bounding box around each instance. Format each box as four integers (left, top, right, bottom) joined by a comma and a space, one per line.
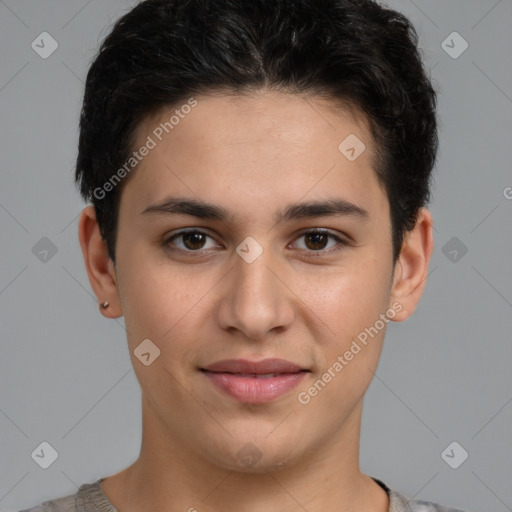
162, 228, 348, 259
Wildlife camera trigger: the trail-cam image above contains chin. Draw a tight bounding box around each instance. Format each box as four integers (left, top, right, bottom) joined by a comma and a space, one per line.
201, 435, 303, 474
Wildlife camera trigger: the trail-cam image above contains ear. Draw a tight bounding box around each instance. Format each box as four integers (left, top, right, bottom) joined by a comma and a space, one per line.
389, 207, 434, 322
78, 205, 122, 318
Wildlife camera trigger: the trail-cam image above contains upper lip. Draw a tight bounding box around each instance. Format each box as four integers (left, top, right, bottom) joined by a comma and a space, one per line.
202, 358, 307, 374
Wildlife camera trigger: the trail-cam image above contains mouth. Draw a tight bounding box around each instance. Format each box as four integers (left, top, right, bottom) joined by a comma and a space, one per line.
200, 358, 309, 404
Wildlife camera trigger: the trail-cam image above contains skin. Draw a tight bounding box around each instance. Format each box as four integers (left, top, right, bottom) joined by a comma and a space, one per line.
78, 89, 433, 512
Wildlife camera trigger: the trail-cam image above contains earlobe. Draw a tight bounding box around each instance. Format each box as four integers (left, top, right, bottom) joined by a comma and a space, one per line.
78, 205, 123, 319
389, 208, 434, 322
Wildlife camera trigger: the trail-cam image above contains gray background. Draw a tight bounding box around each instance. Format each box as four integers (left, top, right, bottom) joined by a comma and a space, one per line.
1, 0, 511, 510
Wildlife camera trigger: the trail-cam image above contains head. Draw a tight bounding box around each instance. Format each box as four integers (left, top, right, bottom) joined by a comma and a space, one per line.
77, 0, 437, 472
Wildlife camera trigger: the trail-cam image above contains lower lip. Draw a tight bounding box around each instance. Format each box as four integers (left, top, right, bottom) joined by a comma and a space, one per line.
203, 371, 307, 404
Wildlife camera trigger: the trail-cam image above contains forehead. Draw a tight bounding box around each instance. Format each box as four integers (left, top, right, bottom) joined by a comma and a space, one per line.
122, 90, 387, 221
140, 90, 373, 154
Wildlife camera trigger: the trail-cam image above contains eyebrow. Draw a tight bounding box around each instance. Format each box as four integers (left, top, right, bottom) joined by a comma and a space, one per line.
140, 196, 369, 223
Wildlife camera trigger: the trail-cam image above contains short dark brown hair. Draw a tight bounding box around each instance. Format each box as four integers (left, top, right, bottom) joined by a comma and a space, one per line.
75, 0, 439, 264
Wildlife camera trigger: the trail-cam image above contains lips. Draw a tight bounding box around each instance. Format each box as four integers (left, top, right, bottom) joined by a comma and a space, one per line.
201, 358, 309, 404
203, 358, 305, 374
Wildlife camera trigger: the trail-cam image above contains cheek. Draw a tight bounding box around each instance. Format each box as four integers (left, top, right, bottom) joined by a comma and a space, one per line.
303, 271, 390, 409
118, 266, 204, 391
117, 251, 217, 353
300, 259, 390, 336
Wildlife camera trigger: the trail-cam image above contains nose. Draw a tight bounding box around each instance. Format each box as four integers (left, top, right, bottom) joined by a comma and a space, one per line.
215, 245, 295, 340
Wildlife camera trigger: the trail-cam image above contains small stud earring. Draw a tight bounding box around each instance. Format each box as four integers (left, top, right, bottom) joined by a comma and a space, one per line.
101, 301, 110, 309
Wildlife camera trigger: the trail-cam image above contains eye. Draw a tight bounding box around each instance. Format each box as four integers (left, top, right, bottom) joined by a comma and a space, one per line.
163, 229, 219, 252
291, 229, 346, 255
162, 228, 347, 256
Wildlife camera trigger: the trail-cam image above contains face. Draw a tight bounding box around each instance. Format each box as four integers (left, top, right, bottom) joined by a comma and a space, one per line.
109, 90, 402, 472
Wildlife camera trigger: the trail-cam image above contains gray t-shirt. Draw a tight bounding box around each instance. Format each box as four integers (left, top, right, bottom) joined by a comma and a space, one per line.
18, 477, 469, 512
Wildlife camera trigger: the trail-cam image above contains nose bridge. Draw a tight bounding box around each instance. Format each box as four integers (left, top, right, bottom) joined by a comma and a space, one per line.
236, 249, 278, 303
217, 240, 294, 338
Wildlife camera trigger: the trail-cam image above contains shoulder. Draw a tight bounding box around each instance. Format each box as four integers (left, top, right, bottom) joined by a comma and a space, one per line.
388, 486, 471, 512
402, 498, 470, 512
372, 477, 470, 512
16, 479, 116, 512
16, 492, 76, 512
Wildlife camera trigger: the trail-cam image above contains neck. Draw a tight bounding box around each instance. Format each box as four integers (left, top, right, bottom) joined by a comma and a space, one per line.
100, 399, 389, 512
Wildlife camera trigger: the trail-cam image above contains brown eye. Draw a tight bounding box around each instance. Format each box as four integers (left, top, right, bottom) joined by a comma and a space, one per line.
164, 230, 218, 252
181, 232, 207, 250
304, 231, 330, 250
292, 229, 346, 255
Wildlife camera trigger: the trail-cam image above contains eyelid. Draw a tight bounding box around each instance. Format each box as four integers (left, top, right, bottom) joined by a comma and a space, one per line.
162, 228, 221, 253
289, 228, 347, 257
162, 227, 348, 255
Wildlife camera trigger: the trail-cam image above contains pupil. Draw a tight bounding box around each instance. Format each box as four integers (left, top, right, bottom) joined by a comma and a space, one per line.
184, 232, 205, 250
307, 232, 327, 250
